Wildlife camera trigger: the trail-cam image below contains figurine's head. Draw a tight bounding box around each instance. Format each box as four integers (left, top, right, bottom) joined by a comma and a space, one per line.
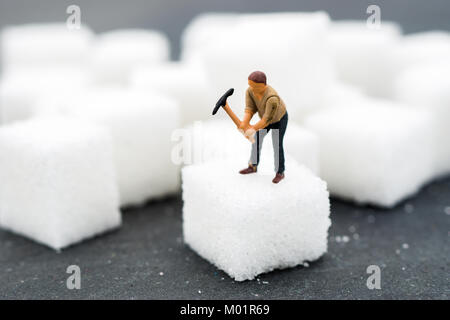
248, 71, 267, 94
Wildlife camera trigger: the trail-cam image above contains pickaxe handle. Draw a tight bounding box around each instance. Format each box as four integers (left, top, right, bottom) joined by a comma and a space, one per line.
213, 88, 255, 143
223, 103, 242, 127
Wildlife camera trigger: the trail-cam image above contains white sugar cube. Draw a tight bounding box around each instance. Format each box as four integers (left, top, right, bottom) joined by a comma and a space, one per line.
181, 13, 239, 63
0, 117, 121, 250
319, 82, 366, 110
54, 88, 180, 207
191, 12, 335, 121
182, 159, 331, 281
130, 61, 210, 126
1, 23, 93, 72
0, 66, 89, 124
329, 21, 402, 97
305, 99, 435, 207
394, 60, 450, 178
394, 31, 450, 71
177, 119, 319, 174
91, 29, 170, 85
286, 125, 320, 174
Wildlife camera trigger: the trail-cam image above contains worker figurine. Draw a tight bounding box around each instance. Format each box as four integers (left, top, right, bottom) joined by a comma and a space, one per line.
239, 71, 288, 184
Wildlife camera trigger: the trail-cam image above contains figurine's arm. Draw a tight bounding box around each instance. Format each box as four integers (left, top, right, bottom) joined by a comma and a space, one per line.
252, 118, 268, 131
251, 97, 278, 131
244, 116, 266, 141
240, 111, 254, 130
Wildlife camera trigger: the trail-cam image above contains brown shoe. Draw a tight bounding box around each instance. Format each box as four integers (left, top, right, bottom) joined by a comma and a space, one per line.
272, 173, 285, 184
239, 165, 257, 174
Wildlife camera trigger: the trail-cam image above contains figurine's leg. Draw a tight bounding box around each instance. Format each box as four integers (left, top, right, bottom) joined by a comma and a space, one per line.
249, 128, 269, 167
272, 113, 288, 174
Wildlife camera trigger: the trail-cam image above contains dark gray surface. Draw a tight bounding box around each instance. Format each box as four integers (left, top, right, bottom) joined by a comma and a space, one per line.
0, 177, 448, 300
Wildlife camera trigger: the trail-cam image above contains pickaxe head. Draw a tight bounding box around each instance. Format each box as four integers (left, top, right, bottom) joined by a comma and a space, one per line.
212, 88, 234, 115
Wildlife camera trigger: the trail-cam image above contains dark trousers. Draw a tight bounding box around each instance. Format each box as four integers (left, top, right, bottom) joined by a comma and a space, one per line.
249, 112, 288, 174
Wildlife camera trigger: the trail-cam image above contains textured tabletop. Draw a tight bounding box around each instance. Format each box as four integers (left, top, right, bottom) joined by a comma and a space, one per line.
0, 177, 448, 299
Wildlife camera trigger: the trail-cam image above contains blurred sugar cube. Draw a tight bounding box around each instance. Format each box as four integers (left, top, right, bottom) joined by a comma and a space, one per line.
91, 29, 170, 85
181, 13, 239, 64
53, 88, 181, 207
181, 119, 320, 175
0, 23, 93, 124
0, 117, 121, 250
183, 12, 335, 121
329, 20, 402, 98
182, 159, 330, 281
286, 125, 320, 174
131, 61, 210, 126
394, 31, 450, 71
394, 60, 450, 178
1, 23, 93, 72
0, 66, 89, 124
313, 82, 367, 119
305, 99, 435, 207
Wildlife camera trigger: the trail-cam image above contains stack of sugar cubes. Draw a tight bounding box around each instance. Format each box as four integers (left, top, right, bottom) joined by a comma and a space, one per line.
0, 24, 182, 249
310, 21, 450, 207
0, 10, 448, 281
179, 12, 449, 280
393, 32, 450, 179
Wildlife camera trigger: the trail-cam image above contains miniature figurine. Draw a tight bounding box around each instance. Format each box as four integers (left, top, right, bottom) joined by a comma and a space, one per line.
239, 71, 288, 183
212, 71, 288, 183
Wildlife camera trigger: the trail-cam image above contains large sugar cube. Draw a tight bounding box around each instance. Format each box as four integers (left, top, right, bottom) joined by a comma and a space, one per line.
91, 29, 170, 85
192, 12, 335, 121
329, 21, 402, 97
130, 61, 210, 126
54, 88, 180, 207
394, 60, 450, 178
0, 117, 121, 250
182, 160, 331, 281
178, 119, 319, 174
1, 23, 93, 72
305, 99, 435, 207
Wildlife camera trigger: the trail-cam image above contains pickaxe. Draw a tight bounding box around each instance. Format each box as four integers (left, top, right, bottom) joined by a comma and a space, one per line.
212, 88, 255, 143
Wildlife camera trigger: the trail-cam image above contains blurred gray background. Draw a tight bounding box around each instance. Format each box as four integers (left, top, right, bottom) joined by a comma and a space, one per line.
0, 0, 449, 59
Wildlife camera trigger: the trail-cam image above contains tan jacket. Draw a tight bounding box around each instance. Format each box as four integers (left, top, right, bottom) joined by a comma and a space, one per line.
245, 86, 287, 124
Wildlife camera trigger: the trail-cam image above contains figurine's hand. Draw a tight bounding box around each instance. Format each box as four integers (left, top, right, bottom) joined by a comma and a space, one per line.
244, 126, 256, 141
238, 122, 250, 132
